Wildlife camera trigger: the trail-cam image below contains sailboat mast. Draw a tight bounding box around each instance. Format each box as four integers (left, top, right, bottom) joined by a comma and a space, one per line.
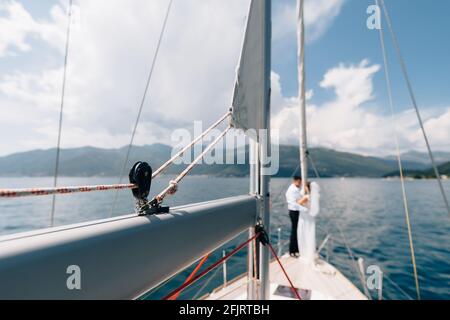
297, 0, 308, 188
259, 0, 272, 300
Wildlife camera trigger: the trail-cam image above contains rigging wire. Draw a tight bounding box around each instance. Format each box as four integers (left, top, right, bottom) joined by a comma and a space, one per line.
253, 237, 259, 299
267, 242, 302, 300
50, 0, 74, 227
309, 154, 429, 300
270, 160, 375, 299
155, 126, 232, 204
152, 111, 231, 178
169, 254, 210, 300
142, 247, 248, 300
379, 0, 450, 218
138, 269, 178, 300
111, 0, 174, 217
161, 231, 301, 301
307, 153, 372, 300
330, 253, 414, 300
191, 264, 222, 300
309, 153, 419, 300
376, 0, 421, 299
129, 125, 231, 215
383, 273, 414, 300
189, 256, 248, 299
162, 232, 260, 300
0, 184, 136, 198
0, 113, 230, 199
178, 257, 249, 300
266, 155, 412, 300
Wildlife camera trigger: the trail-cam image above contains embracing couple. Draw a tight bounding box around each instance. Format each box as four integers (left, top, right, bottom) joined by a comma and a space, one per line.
285, 176, 320, 263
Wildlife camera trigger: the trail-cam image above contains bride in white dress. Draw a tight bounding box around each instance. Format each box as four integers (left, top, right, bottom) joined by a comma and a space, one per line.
297, 181, 320, 263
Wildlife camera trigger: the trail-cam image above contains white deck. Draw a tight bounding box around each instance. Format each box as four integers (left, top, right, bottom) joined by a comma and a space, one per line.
204, 256, 367, 300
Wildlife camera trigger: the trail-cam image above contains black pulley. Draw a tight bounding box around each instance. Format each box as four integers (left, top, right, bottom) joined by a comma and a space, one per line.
129, 162, 152, 201
255, 223, 270, 247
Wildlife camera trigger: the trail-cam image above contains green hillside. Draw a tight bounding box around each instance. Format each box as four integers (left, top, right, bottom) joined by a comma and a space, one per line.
384, 161, 450, 179
0, 144, 429, 178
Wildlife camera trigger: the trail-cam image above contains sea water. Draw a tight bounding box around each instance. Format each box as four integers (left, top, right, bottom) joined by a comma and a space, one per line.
0, 176, 449, 300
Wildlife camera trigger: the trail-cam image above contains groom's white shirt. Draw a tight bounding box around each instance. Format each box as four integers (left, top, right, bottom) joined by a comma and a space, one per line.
285, 184, 308, 212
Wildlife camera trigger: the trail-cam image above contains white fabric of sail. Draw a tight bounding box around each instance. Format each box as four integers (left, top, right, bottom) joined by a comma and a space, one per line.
231, 0, 265, 139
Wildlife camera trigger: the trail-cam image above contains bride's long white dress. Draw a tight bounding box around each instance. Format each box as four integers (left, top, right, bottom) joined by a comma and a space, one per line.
297, 182, 320, 263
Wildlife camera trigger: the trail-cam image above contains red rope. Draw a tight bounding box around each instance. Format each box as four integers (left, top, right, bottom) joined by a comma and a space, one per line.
162, 231, 301, 301
168, 254, 210, 300
162, 233, 260, 300
267, 242, 302, 300
0, 184, 137, 198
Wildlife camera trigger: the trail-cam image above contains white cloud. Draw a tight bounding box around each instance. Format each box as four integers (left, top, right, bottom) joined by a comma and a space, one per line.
319, 59, 380, 108
3, 1, 447, 158
0, 1, 66, 57
412, 108, 450, 150
0, 0, 251, 155
272, 60, 450, 155
273, 0, 346, 42
0, 1, 36, 56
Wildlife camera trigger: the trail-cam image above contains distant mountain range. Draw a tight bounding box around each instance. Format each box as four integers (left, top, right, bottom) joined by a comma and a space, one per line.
0, 144, 448, 178
384, 161, 450, 179
384, 150, 450, 165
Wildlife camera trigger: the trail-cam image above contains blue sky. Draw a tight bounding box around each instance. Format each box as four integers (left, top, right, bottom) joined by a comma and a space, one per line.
274, 0, 450, 110
0, 0, 449, 156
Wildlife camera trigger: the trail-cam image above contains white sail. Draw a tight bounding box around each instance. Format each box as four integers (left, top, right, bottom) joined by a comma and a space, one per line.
231, 0, 270, 140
